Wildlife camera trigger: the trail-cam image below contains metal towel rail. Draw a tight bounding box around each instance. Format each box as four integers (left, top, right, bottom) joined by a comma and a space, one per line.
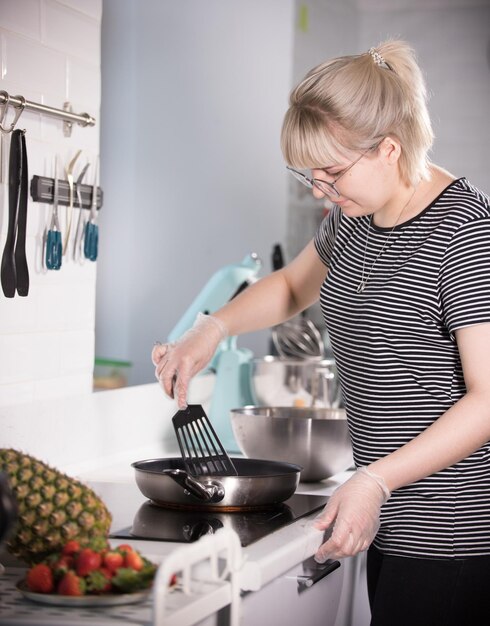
0, 90, 95, 137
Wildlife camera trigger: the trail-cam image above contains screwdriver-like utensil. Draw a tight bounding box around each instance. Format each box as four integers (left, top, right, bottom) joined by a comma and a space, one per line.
84, 158, 99, 262
73, 161, 90, 263
45, 157, 62, 270
63, 149, 81, 255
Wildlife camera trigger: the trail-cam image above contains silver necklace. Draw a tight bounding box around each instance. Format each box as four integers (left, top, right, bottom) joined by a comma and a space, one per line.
356, 187, 417, 294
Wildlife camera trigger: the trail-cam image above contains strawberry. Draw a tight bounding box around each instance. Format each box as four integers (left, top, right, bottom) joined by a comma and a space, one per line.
85, 569, 112, 594
103, 551, 124, 573
26, 564, 54, 594
51, 555, 74, 577
62, 540, 80, 556
124, 550, 144, 571
75, 548, 102, 577
116, 543, 133, 554
57, 571, 86, 596
99, 566, 114, 579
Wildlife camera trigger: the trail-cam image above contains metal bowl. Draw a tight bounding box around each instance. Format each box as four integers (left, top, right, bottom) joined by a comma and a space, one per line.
230, 406, 353, 482
251, 356, 343, 408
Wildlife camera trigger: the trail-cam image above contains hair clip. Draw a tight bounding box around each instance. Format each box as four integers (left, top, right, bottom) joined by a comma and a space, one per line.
368, 47, 392, 70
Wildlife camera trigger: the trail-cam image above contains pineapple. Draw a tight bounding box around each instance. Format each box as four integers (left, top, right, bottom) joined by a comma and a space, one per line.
0, 448, 112, 564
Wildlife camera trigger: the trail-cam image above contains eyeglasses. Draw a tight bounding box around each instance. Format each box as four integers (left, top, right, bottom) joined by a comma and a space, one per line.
286, 141, 381, 198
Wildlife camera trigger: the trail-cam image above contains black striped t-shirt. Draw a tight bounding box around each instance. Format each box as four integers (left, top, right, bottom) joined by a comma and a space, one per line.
314, 178, 490, 558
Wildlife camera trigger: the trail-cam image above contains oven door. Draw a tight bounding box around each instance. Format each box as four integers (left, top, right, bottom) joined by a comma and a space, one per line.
240, 557, 344, 626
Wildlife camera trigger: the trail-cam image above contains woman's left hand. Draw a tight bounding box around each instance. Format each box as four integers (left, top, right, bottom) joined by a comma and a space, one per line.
314, 467, 390, 562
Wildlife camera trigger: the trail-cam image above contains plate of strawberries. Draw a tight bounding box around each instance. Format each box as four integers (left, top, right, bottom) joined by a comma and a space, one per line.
17, 539, 161, 607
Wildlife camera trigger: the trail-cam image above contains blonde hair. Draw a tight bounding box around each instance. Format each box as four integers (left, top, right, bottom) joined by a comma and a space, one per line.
281, 40, 434, 186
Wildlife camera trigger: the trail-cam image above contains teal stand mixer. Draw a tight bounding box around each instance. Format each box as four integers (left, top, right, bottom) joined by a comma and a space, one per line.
167, 253, 261, 452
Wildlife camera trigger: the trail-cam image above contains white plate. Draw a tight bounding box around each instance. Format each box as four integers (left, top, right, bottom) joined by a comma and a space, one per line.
17, 580, 151, 607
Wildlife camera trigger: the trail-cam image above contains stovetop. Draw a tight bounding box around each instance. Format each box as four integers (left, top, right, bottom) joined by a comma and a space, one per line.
110, 493, 329, 547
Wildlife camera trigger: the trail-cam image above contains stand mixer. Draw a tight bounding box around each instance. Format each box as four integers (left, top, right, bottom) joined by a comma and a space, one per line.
167, 253, 262, 452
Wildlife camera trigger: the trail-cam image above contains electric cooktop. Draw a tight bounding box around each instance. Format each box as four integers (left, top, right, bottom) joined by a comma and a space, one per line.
110, 493, 329, 548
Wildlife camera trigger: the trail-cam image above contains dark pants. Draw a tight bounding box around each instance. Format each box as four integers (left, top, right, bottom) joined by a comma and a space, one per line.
367, 545, 490, 626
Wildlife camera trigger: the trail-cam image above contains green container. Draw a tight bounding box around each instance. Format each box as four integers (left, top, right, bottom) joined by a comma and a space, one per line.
93, 357, 132, 390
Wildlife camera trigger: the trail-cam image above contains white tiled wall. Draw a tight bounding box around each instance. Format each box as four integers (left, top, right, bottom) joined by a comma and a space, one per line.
0, 0, 102, 406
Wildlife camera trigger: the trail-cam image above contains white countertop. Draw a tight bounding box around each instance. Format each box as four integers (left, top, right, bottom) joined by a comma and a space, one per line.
0, 469, 353, 626
0, 381, 356, 624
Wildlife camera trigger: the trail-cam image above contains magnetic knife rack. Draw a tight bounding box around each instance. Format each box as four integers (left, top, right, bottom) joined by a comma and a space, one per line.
30, 175, 103, 210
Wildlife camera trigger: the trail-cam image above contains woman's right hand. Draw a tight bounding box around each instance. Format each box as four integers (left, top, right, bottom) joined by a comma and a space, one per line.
152, 313, 227, 409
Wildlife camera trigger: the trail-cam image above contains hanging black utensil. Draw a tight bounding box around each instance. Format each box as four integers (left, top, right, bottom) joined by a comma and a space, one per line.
14, 130, 29, 296
1, 129, 25, 297
269, 243, 285, 354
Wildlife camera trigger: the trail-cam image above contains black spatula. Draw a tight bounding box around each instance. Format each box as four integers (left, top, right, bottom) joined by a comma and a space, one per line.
172, 404, 238, 477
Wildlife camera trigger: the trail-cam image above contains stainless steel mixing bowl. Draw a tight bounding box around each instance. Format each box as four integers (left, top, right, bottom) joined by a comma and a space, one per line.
230, 406, 353, 482
251, 356, 343, 408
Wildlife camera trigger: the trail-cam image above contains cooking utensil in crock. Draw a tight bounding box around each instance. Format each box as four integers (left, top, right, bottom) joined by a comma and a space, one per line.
230, 406, 353, 482
132, 458, 301, 510
172, 405, 238, 477
269, 242, 323, 359
268, 243, 285, 356
45, 156, 62, 270
272, 242, 284, 272
272, 315, 324, 360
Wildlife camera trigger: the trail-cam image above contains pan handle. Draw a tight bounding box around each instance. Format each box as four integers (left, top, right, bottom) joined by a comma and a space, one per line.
162, 469, 225, 503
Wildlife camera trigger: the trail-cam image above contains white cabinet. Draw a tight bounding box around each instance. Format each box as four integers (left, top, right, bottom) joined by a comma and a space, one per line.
334, 553, 371, 626
240, 557, 344, 626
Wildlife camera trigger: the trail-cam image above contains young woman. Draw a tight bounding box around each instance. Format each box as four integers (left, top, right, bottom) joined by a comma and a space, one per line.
152, 41, 490, 625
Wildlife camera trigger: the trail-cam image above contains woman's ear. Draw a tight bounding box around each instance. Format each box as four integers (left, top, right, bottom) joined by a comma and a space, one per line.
379, 136, 402, 166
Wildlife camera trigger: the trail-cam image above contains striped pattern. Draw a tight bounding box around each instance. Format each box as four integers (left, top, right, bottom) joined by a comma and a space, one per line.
314, 178, 490, 558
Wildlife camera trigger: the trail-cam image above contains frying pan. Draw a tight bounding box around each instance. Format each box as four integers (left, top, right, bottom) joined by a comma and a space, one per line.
132, 458, 302, 511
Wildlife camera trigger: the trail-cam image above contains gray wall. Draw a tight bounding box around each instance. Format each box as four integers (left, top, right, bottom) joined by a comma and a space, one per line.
358, 0, 490, 190
286, 0, 361, 329
96, 0, 490, 385
97, 0, 295, 384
